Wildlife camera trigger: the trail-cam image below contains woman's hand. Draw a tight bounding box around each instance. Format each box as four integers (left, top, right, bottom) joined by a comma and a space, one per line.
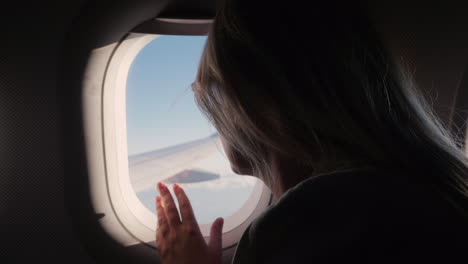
155, 182, 224, 264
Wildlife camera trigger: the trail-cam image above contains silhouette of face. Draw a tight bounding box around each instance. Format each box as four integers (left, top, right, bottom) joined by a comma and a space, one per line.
219, 135, 254, 176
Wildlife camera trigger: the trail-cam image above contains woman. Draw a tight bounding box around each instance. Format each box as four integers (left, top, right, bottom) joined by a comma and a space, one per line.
154, 0, 468, 263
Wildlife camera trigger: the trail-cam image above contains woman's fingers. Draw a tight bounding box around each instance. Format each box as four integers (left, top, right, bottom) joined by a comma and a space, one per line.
158, 182, 181, 227
156, 196, 168, 230
155, 196, 168, 248
173, 184, 198, 227
208, 217, 224, 253
155, 183, 224, 263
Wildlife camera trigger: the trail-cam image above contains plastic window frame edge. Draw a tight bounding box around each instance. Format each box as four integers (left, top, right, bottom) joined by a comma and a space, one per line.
83, 32, 272, 249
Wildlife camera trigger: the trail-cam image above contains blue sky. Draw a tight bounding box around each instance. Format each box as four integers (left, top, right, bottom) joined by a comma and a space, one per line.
126, 35, 215, 156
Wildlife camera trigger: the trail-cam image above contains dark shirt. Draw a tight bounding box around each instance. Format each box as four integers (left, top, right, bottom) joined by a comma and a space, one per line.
232, 167, 468, 263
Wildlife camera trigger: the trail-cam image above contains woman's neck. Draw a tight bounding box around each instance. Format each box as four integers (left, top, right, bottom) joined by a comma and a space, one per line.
269, 154, 315, 198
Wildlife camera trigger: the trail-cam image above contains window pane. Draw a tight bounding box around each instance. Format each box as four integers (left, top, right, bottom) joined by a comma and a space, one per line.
126, 35, 259, 224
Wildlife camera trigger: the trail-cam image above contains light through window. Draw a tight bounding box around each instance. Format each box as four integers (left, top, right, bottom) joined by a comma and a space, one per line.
126, 35, 259, 224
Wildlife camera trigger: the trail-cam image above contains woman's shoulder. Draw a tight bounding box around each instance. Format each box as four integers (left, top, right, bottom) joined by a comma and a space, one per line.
239, 167, 395, 246
232, 167, 468, 263
262, 167, 410, 224
232, 167, 389, 263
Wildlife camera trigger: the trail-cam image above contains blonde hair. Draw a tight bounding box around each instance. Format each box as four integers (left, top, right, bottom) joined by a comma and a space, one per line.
194, 0, 468, 210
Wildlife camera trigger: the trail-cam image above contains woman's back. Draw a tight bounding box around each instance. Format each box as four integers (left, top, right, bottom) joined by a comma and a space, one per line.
233, 167, 468, 263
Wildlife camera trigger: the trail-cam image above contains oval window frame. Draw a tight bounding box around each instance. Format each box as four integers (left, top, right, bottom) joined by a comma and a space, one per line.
84, 32, 272, 250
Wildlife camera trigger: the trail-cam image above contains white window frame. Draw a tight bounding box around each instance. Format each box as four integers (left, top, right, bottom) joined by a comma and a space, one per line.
82, 33, 272, 249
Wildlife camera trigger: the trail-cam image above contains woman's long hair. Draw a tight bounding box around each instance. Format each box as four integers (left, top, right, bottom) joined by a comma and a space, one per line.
194, 0, 468, 211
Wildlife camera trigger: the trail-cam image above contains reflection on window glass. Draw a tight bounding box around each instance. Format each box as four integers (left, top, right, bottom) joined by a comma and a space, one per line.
126, 36, 258, 224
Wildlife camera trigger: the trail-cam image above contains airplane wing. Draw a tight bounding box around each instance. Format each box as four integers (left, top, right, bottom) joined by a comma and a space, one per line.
128, 133, 231, 192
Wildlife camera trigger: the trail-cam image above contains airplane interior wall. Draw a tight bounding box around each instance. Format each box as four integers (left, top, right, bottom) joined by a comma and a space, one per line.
1, 0, 468, 263
0, 1, 95, 263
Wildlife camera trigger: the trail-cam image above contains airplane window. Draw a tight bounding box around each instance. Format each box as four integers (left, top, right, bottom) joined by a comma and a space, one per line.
126, 35, 260, 225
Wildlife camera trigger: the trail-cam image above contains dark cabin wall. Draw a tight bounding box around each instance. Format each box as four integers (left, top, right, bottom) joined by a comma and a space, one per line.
0, 0, 95, 263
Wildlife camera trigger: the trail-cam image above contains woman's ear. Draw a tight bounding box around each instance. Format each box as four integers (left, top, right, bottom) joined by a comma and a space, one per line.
219, 136, 254, 176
